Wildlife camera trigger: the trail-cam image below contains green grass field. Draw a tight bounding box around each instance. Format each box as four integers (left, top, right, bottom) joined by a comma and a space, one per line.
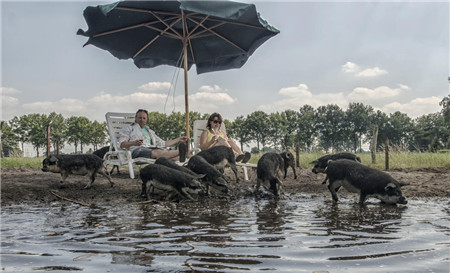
2, 152, 449, 170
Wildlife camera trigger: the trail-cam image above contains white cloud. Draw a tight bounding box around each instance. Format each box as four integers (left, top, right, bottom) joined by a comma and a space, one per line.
138, 82, 172, 92
341, 62, 388, 78
189, 86, 236, 113
348, 84, 409, 101
1, 95, 21, 120
0, 87, 21, 95
259, 84, 347, 112
2, 84, 237, 122
382, 96, 442, 118
198, 85, 224, 93
355, 67, 388, 78
278, 84, 311, 98
341, 62, 360, 73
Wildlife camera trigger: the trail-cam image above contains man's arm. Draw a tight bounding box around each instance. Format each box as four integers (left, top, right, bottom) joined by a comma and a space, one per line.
165, 136, 188, 147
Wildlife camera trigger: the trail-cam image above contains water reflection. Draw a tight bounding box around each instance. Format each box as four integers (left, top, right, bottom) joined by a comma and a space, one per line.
1, 198, 449, 273
313, 203, 407, 237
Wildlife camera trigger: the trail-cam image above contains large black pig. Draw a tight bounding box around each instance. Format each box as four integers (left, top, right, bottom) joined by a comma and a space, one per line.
42, 154, 113, 189
326, 159, 408, 205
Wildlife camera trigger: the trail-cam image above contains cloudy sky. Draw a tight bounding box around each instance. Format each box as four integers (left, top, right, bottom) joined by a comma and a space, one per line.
2, 1, 449, 124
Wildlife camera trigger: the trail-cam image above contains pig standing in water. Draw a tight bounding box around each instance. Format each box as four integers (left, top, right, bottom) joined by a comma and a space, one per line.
326, 159, 408, 205
256, 153, 284, 196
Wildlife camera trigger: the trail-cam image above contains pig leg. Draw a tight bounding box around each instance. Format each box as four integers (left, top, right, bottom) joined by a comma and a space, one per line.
84, 171, 96, 189
181, 188, 195, 201
358, 192, 367, 205
230, 164, 240, 183
98, 168, 114, 187
141, 180, 149, 198
328, 182, 340, 202
256, 178, 262, 192
291, 165, 297, 179
60, 172, 69, 184
321, 175, 329, 185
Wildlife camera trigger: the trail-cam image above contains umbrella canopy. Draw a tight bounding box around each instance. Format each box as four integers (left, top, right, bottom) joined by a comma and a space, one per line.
77, 0, 279, 139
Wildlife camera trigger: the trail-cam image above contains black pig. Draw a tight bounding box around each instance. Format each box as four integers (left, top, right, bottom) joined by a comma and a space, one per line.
42, 154, 113, 189
326, 159, 408, 205
280, 151, 297, 179
93, 146, 119, 174
140, 164, 204, 201
256, 153, 283, 196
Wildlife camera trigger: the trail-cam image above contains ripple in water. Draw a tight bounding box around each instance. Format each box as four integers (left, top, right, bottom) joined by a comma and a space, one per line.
1, 197, 449, 272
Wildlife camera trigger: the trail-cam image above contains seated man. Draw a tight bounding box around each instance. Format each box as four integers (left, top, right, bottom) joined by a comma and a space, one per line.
119, 109, 188, 162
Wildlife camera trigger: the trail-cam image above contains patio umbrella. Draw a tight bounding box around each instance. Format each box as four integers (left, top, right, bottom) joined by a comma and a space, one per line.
77, 0, 279, 140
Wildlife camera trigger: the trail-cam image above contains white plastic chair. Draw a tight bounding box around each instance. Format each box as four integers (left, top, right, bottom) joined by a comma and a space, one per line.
104, 112, 156, 179
192, 120, 256, 181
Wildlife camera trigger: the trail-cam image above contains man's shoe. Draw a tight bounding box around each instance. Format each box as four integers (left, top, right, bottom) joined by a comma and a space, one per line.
178, 142, 187, 162
235, 154, 245, 162
241, 152, 251, 163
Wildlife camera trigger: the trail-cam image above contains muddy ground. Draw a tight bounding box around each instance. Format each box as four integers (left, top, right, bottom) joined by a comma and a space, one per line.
1, 166, 449, 207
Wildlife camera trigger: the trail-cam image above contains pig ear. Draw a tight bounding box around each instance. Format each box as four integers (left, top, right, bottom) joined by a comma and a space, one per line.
49, 155, 58, 163
327, 159, 333, 164
384, 183, 397, 191
310, 160, 318, 164
197, 174, 207, 179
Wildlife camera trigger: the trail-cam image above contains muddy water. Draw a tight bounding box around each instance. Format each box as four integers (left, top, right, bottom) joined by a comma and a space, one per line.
1, 196, 449, 273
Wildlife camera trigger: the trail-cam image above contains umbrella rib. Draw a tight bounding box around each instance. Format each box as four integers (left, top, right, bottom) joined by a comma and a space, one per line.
114, 6, 183, 39
189, 14, 268, 30
93, 21, 159, 37
188, 17, 246, 52
149, 10, 183, 39
188, 22, 226, 39
133, 18, 182, 58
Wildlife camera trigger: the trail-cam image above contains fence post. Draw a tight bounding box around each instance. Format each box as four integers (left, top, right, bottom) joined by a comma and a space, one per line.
47, 125, 51, 156
295, 138, 300, 168
385, 138, 389, 170
371, 126, 378, 164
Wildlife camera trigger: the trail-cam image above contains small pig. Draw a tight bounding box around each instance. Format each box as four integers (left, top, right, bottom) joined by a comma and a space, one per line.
326, 159, 408, 205
311, 152, 361, 184
154, 157, 201, 177
93, 146, 119, 174
187, 155, 229, 195
196, 146, 240, 183
42, 154, 113, 189
280, 151, 297, 179
256, 152, 283, 196
140, 164, 205, 201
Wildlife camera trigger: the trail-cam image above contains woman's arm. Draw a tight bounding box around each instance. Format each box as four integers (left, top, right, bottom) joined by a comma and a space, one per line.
199, 130, 216, 150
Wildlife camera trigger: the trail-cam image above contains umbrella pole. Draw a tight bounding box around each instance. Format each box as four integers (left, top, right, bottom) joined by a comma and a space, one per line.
183, 40, 190, 151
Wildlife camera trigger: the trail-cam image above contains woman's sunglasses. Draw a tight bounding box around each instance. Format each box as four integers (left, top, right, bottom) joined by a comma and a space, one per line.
213, 120, 222, 124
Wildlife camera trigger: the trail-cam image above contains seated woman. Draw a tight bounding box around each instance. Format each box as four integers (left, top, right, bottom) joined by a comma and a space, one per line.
199, 112, 251, 163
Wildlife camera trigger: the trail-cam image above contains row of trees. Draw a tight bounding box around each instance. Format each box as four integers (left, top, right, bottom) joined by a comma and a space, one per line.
1, 96, 449, 157
1, 113, 107, 156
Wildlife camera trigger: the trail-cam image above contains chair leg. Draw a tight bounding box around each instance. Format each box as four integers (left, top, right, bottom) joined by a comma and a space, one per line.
128, 162, 135, 179
243, 166, 249, 181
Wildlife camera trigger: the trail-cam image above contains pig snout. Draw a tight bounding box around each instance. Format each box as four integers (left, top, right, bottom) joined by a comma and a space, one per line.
398, 196, 408, 205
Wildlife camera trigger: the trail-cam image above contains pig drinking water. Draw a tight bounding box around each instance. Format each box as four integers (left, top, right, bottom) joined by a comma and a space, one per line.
326, 159, 408, 205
